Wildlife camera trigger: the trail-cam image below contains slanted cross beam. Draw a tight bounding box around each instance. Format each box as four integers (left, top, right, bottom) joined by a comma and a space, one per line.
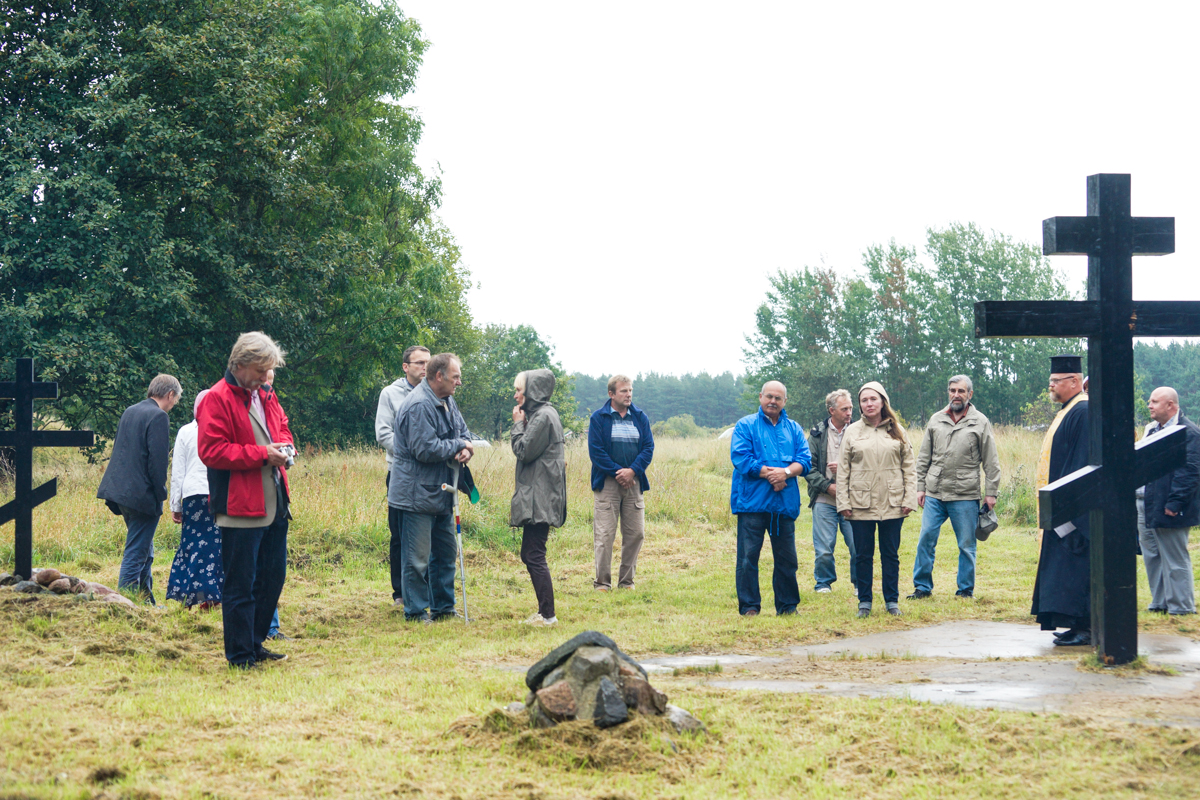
0, 359, 95, 579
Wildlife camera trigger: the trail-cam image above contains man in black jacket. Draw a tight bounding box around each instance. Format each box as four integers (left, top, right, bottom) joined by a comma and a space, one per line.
1139, 387, 1199, 616
96, 374, 182, 604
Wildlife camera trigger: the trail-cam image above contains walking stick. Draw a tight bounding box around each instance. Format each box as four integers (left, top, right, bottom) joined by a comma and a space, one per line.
441, 463, 470, 623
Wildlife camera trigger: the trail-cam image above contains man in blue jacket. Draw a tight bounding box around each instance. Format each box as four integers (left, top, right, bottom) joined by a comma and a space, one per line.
730, 380, 811, 616
588, 375, 655, 591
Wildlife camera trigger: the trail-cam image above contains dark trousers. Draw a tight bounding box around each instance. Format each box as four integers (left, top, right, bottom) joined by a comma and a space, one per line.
521, 523, 555, 619
735, 512, 800, 615
401, 511, 457, 620
386, 473, 404, 601
220, 514, 289, 666
851, 517, 904, 605
117, 505, 159, 604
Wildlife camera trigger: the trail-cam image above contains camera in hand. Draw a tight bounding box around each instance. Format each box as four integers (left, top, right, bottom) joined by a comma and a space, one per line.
278, 444, 297, 468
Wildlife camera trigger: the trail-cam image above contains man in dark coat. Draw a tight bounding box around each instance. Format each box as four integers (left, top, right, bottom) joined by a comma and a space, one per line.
96, 374, 182, 604
1031, 355, 1091, 646
1139, 386, 1199, 615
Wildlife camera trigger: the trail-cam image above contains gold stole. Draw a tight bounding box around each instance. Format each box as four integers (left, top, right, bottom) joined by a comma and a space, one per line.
1036, 392, 1087, 533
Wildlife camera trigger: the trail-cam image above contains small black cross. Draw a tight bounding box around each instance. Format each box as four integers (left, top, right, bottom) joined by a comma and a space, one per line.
0, 359, 95, 579
975, 173, 1200, 665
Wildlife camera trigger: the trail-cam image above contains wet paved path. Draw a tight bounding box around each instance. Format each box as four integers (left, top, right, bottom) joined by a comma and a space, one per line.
635, 621, 1200, 725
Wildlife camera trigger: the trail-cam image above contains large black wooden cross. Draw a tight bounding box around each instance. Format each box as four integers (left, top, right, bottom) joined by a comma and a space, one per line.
0, 359, 95, 580
976, 173, 1200, 665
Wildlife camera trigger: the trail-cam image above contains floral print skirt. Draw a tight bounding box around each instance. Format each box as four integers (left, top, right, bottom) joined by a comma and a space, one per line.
166, 494, 224, 607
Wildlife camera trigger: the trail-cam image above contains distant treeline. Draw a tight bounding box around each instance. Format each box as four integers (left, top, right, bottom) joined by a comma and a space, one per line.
572, 372, 747, 428
1135, 341, 1200, 419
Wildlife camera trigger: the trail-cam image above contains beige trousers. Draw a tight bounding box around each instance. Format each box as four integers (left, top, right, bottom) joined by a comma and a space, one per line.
593, 477, 645, 588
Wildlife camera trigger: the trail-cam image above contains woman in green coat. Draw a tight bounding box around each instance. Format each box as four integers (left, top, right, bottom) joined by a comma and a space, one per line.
511, 369, 567, 627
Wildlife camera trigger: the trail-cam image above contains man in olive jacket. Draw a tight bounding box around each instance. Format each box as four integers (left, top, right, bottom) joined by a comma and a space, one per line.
910, 375, 1001, 599
97, 374, 182, 604
388, 353, 473, 622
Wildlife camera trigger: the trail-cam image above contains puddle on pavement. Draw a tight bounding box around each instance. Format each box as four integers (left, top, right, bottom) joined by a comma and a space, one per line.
786, 620, 1200, 663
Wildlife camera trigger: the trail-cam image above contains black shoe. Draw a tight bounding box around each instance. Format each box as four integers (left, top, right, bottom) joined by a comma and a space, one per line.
857, 608, 871, 618
266, 631, 293, 641
255, 647, 288, 662
1052, 628, 1073, 641
955, 589, 974, 598
229, 660, 260, 671
1054, 630, 1092, 647
886, 605, 902, 616
1148, 607, 1168, 614
906, 589, 932, 600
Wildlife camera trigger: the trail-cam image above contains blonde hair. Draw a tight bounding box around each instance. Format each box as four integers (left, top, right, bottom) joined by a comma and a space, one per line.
607, 374, 632, 394
227, 331, 286, 371
514, 372, 527, 392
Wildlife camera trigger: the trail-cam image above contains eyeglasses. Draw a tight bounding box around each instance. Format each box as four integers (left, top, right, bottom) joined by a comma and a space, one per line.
1048, 377, 1075, 385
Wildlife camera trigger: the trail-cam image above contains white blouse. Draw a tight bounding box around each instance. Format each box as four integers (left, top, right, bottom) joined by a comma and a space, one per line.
169, 420, 210, 512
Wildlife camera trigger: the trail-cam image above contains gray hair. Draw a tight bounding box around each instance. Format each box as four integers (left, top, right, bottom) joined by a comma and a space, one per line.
825, 389, 851, 409
947, 374, 973, 392
227, 331, 287, 371
760, 381, 787, 398
146, 373, 182, 400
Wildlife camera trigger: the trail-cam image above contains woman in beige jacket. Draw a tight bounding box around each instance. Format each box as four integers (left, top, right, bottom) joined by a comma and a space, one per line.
837, 381, 918, 618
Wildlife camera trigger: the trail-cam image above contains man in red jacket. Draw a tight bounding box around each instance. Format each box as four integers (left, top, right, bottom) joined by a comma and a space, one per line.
197, 331, 294, 668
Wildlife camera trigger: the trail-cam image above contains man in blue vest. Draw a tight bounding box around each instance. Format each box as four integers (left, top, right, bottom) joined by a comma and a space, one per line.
729, 381, 811, 616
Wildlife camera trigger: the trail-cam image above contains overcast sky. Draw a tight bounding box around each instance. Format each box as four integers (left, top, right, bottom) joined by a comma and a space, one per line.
399, 1, 1200, 378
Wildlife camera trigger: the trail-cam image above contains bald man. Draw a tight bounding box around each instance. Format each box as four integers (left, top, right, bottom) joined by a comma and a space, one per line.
729, 381, 812, 616
1138, 387, 1199, 615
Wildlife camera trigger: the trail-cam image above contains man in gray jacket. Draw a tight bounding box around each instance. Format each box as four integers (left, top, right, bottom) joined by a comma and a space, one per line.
375, 345, 430, 607
96, 373, 182, 604
909, 375, 1001, 599
388, 353, 474, 622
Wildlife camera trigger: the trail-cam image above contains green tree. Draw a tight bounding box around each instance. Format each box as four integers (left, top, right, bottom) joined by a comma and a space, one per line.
0, 0, 467, 448
457, 324, 578, 440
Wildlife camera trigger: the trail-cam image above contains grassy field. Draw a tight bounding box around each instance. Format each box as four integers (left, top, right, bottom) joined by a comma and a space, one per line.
2, 429, 1199, 799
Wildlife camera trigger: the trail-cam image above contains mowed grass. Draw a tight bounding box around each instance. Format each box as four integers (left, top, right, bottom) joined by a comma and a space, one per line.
2, 429, 1200, 799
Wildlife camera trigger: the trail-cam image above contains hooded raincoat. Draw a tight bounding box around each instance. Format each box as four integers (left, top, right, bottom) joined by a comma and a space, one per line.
510, 369, 568, 528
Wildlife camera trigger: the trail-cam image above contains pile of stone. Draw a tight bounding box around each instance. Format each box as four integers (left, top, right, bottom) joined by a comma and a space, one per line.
0, 568, 137, 607
509, 631, 704, 733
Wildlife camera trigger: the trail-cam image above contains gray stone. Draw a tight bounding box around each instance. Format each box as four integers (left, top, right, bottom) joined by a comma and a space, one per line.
70, 581, 89, 595
505, 702, 526, 714
529, 702, 556, 729
0, 573, 12, 586
525, 630, 647, 690
664, 704, 705, 733
12, 581, 44, 594
66, 575, 83, 588
536, 681, 577, 722
566, 646, 616, 685
542, 666, 565, 688
593, 677, 628, 729
524, 690, 536, 708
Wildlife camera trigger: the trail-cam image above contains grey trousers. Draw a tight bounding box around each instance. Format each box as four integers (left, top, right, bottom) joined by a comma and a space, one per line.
593, 477, 644, 589
1137, 498, 1196, 615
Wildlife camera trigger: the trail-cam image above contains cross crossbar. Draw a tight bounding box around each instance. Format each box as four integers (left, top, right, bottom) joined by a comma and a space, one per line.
974, 299, 1200, 340
1044, 216, 1175, 256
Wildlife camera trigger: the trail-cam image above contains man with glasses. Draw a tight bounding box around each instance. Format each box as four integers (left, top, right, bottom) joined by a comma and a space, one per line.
376, 345, 431, 608
1031, 355, 1092, 647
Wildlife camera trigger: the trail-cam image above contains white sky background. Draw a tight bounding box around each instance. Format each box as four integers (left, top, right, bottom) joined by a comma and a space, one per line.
398, 1, 1200, 378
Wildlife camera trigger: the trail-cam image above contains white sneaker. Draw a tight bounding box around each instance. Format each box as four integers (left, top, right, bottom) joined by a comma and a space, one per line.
532, 615, 558, 628
815, 587, 833, 594
520, 612, 544, 625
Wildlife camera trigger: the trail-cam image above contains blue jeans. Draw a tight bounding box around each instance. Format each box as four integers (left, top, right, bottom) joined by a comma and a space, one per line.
851, 518, 904, 605
736, 513, 800, 615
400, 511, 457, 620
220, 514, 289, 667
117, 506, 160, 604
811, 502, 857, 590
912, 497, 979, 594
267, 608, 281, 638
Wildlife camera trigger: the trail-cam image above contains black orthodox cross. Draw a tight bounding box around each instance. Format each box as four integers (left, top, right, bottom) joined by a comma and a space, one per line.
0, 359, 95, 580
975, 173, 1200, 665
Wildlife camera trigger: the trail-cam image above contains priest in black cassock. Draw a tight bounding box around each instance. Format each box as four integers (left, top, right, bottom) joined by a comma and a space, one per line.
1031, 354, 1092, 647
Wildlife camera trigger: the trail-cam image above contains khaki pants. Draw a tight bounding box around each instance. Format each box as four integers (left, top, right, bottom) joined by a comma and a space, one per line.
593, 477, 645, 589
